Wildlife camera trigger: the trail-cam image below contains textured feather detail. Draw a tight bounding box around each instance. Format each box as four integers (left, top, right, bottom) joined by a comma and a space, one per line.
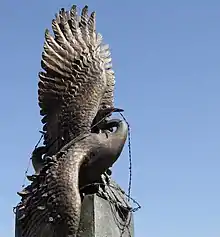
99, 44, 115, 109
38, 5, 115, 155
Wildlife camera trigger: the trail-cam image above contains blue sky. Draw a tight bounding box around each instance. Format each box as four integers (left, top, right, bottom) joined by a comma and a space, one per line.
0, 0, 220, 236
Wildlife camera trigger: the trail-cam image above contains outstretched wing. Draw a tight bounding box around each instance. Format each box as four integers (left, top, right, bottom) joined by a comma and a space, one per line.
38, 5, 115, 155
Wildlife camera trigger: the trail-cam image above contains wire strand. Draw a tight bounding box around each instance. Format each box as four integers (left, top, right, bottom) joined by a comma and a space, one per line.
119, 113, 132, 200
21, 134, 44, 187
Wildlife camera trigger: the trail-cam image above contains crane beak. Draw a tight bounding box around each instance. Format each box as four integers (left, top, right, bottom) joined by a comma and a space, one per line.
112, 108, 124, 113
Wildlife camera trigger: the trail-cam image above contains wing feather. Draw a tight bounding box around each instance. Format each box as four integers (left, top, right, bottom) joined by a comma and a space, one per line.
38, 5, 115, 155
99, 44, 115, 109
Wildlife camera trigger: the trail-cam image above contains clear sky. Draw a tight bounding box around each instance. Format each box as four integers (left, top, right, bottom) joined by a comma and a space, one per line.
0, 0, 220, 236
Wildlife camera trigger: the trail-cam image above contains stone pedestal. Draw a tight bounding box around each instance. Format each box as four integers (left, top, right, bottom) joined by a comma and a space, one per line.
78, 194, 134, 237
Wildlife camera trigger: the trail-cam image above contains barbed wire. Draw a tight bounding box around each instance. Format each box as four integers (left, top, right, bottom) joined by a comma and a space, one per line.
119, 112, 132, 201
21, 111, 135, 199
80, 182, 141, 213
20, 111, 140, 219
19, 111, 139, 236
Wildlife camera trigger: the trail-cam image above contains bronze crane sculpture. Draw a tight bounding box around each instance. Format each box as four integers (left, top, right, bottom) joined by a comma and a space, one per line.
15, 5, 134, 237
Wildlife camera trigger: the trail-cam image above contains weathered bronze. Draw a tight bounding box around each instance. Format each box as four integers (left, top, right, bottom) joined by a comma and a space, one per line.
15, 5, 134, 237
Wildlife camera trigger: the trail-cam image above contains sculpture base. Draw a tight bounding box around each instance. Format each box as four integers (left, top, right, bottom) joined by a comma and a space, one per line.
15, 175, 134, 237
78, 194, 134, 237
